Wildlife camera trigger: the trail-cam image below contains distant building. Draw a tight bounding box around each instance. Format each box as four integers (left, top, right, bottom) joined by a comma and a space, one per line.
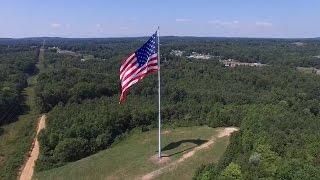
170, 50, 183, 57
187, 52, 213, 60
292, 42, 306, 46
220, 59, 266, 68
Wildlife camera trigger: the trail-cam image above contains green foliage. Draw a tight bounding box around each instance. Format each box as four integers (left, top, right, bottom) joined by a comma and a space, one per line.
16, 37, 320, 178
0, 45, 38, 125
193, 164, 218, 180
220, 162, 242, 180
198, 103, 320, 179
54, 138, 90, 162
36, 97, 158, 171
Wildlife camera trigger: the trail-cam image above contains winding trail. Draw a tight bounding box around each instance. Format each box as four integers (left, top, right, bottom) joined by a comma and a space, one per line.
19, 114, 46, 180
140, 127, 239, 180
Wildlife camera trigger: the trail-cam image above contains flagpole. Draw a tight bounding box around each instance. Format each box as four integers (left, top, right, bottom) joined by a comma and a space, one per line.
157, 26, 162, 158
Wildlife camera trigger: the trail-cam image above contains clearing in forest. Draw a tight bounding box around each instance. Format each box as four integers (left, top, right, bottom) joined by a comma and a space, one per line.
35, 126, 238, 180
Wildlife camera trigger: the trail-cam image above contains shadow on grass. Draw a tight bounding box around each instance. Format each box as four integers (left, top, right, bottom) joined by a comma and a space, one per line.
159, 139, 208, 157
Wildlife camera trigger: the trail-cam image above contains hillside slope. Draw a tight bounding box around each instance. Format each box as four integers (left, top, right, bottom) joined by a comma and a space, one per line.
35, 126, 237, 180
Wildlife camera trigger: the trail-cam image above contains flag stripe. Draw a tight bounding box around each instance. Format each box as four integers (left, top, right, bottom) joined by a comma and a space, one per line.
120, 55, 136, 75
121, 60, 158, 88
120, 59, 138, 80
120, 69, 158, 103
120, 53, 135, 71
120, 54, 157, 80
121, 58, 158, 84
121, 65, 158, 91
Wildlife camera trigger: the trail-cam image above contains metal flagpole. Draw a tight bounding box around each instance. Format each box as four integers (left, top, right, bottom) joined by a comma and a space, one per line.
157, 26, 162, 158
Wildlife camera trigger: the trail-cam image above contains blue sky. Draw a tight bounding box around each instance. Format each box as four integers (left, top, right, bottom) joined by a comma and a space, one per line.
0, 0, 319, 38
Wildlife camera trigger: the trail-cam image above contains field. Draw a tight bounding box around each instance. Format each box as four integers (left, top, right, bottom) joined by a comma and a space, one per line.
34, 126, 235, 180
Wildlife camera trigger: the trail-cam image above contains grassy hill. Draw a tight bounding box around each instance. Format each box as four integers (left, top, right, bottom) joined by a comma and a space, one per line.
35, 126, 234, 180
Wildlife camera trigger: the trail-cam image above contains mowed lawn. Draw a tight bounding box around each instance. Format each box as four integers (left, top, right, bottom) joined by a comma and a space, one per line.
35, 126, 232, 180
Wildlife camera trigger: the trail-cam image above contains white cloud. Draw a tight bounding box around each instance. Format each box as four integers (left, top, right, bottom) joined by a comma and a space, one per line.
50, 23, 61, 28
208, 20, 239, 26
176, 18, 192, 22
255, 21, 273, 27
96, 24, 102, 28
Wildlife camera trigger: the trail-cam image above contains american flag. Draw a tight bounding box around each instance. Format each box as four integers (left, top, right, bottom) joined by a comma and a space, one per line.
119, 32, 159, 103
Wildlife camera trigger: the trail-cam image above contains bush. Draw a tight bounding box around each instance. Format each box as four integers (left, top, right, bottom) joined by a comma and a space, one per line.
95, 131, 112, 149
54, 138, 89, 162
193, 164, 218, 180
220, 162, 242, 180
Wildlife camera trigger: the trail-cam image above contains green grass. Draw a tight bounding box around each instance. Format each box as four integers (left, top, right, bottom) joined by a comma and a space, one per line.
0, 75, 38, 180
35, 126, 232, 180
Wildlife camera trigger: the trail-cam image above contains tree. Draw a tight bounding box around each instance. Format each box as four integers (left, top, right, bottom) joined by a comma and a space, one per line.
220, 162, 242, 180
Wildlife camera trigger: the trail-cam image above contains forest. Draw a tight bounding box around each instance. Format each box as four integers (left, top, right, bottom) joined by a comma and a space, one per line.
0, 45, 38, 125
1, 37, 320, 179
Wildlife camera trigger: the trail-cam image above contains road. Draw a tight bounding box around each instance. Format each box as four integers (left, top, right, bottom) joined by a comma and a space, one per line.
19, 114, 46, 180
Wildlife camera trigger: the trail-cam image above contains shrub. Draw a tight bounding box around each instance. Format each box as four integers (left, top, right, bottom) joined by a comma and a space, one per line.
54, 138, 89, 162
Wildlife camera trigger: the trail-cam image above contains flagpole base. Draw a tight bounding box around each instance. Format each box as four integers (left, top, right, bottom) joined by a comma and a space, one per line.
150, 154, 170, 165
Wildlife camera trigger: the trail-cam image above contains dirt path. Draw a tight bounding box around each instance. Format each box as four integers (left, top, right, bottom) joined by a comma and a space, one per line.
19, 114, 46, 180
140, 127, 239, 180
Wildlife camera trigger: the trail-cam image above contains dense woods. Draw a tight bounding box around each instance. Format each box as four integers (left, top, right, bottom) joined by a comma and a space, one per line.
1, 37, 320, 179
0, 43, 39, 180
0, 45, 38, 125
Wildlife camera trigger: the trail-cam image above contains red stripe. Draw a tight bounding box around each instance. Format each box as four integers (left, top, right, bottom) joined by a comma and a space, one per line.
119, 69, 158, 103
121, 65, 140, 82
121, 69, 158, 92
121, 67, 158, 92
120, 56, 158, 80
120, 54, 135, 73
121, 57, 158, 82
121, 63, 158, 88
120, 61, 137, 79
121, 59, 158, 83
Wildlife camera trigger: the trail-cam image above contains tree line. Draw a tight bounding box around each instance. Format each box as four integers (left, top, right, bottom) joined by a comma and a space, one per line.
0, 45, 38, 125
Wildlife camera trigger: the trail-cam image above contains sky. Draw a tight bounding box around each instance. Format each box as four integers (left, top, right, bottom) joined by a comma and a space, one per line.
0, 0, 319, 38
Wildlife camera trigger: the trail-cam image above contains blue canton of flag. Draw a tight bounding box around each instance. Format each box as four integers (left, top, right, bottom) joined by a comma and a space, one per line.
135, 33, 158, 67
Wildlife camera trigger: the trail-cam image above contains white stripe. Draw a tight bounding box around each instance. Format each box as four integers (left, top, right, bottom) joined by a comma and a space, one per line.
122, 79, 139, 93
120, 58, 139, 80
120, 53, 135, 72
121, 59, 158, 86
149, 53, 158, 60
121, 58, 158, 82
120, 53, 157, 78
121, 65, 158, 89
121, 66, 158, 92
120, 53, 156, 75
120, 56, 137, 77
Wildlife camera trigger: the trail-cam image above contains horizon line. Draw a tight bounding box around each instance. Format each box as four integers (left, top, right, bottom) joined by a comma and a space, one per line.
1, 35, 319, 40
